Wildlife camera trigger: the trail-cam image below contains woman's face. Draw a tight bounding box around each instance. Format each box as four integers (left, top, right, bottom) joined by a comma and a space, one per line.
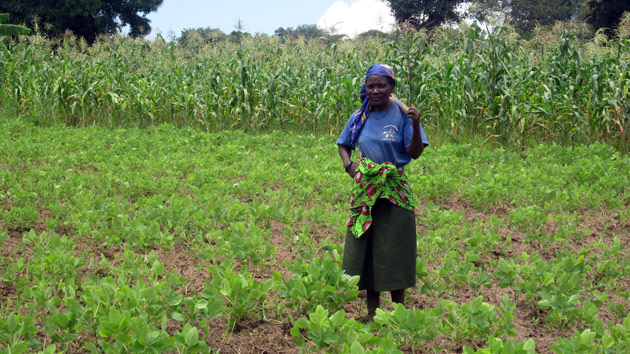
365, 75, 394, 108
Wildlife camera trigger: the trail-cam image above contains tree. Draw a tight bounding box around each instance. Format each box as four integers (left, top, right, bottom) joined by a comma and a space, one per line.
382, 0, 468, 31
0, 0, 163, 43
0, 13, 32, 37
293, 24, 326, 39
472, 0, 584, 34
583, 0, 630, 35
178, 27, 226, 47
274, 27, 288, 37
356, 29, 391, 40
228, 30, 251, 43
273, 24, 326, 40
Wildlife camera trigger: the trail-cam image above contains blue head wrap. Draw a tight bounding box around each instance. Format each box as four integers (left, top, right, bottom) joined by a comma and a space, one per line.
349, 64, 396, 148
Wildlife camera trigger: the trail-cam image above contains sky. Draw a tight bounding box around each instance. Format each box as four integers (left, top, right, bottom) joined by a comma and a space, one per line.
146, 0, 396, 40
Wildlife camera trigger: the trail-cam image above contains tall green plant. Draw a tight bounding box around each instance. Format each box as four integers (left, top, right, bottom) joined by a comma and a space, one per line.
0, 26, 628, 149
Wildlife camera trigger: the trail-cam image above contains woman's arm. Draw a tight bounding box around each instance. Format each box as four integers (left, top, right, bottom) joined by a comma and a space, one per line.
405, 105, 424, 159
338, 144, 357, 176
391, 96, 423, 159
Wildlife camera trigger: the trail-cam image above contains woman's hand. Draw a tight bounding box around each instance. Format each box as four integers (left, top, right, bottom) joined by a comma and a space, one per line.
347, 161, 358, 177
339, 144, 358, 178
405, 104, 424, 159
406, 104, 421, 125
390, 96, 420, 125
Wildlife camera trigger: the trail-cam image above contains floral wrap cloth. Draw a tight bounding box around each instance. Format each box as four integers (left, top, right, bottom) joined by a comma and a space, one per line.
347, 157, 416, 238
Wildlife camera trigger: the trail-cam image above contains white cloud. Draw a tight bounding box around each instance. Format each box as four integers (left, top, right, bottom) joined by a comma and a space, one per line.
317, 0, 396, 38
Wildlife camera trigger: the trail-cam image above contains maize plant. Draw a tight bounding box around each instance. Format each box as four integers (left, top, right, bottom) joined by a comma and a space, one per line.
0, 25, 628, 148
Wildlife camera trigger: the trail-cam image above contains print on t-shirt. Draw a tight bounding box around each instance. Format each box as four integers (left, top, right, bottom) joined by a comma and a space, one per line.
382, 125, 398, 142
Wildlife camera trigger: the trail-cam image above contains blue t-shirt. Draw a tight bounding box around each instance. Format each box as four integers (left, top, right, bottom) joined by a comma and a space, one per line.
337, 104, 428, 167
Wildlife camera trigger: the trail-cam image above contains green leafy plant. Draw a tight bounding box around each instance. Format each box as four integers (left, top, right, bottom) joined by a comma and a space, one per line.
173, 324, 210, 354
291, 305, 395, 353
508, 205, 548, 234
463, 336, 536, 354
94, 309, 175, 353
537, 292, 582, 327
274, 256, 359, 316
213, 222, 276, 268
0, 312, 39, 352
601, 314, 630, 353
550, 329, 598, 354
209, 263, 272, 332
438, 296, 511, 343
373, 303, 438, 351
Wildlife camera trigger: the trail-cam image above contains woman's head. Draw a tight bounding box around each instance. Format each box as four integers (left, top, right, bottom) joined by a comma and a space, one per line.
348, 64, 397, 147
364, 64, 395, 108
364, 64, 396, 87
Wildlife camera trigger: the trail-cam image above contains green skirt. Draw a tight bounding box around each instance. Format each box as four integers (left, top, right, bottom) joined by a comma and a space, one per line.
342, 198, 417, 292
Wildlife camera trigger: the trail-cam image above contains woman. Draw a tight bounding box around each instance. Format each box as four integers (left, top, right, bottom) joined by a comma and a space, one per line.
336, 64, 428, 322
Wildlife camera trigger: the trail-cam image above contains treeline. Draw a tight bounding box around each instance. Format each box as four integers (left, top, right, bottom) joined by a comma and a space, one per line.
0, 20, 629, 150
177, 24, 346, 47
2, 0, 630, 44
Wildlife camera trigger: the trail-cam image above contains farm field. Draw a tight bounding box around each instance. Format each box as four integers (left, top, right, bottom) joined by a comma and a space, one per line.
1, 117, 629, 353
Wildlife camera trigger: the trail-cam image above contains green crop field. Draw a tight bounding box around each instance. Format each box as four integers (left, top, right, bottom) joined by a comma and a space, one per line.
1, 26, 630, 353
1, 25, 629, 148
1, 117, 629, 353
